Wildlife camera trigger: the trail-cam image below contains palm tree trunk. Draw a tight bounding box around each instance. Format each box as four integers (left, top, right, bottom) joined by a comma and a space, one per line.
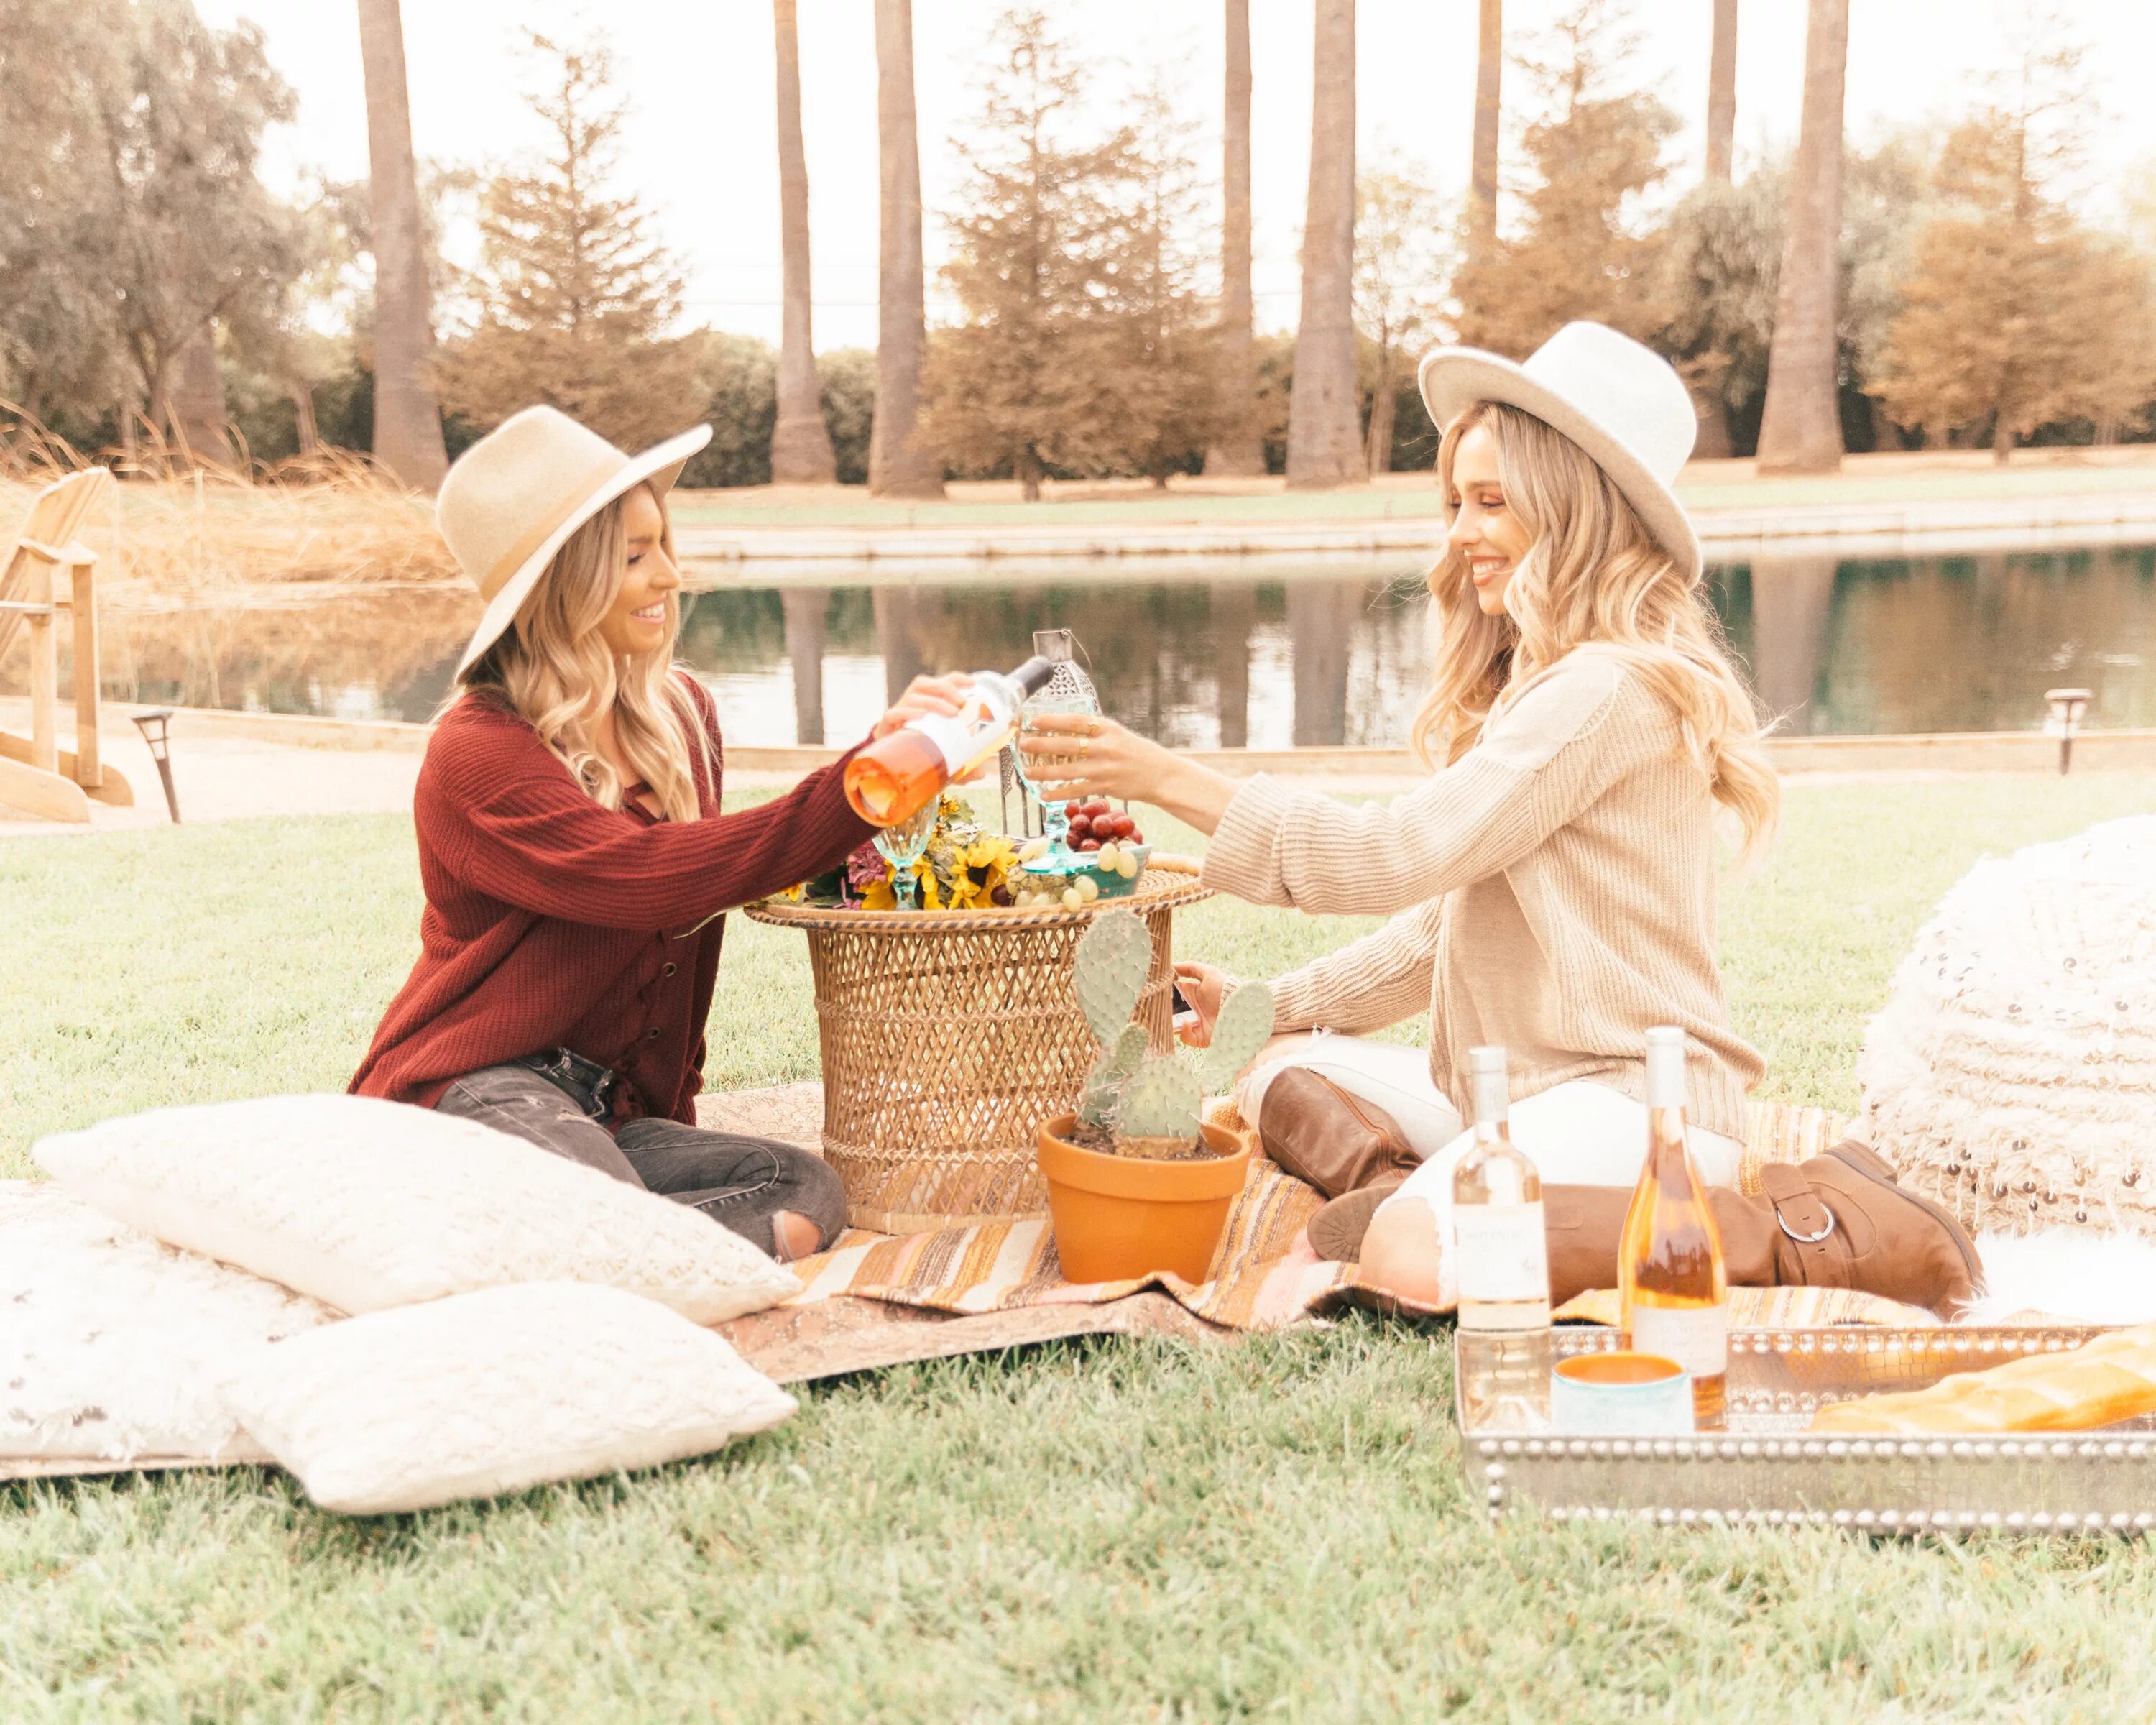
1287, 579, 1356, 743
1469, 0, 1501, 249
782, 586, 828, 744
1746, 553, 1835, 734
1204, 0, 1264, 477
1754, 0, 1848, 474
1705, 0, 1738, 182
1286, 0, 1360, 490
356, 0, 448, 491
770, 0, 837, 485
869, 0, 944, 498
1211, 583, 1253, 748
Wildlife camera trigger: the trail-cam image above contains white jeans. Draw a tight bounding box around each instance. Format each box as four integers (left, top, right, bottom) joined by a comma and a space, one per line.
1240, 1034, 1743, 1298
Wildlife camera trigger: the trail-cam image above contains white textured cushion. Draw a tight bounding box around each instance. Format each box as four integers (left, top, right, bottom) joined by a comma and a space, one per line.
220, 1282, 798, 1513
1861, 815, 2156, 1238
0, 1181, 332, 1463
32, 1094, 799, 1323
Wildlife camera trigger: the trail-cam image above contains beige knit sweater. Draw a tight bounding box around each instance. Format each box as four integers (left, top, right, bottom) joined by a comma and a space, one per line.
1199, 645, 1764, 1141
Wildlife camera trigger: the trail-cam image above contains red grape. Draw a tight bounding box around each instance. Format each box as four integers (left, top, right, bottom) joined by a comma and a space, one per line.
1077, 837, 1101, 852
1111, 814, 1135, 840
1068, 814, 1092, 839
1128, 828, 1144, 845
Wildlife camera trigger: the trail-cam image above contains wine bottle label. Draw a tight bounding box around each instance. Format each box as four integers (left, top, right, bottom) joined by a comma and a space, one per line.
906, 693, 1011, 777
1628, 1302, 1728, 1380
1452, 1201, 1548, 1303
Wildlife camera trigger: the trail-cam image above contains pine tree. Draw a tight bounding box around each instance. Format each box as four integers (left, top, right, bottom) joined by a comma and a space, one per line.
1451, 0, 1676, 359
1874, 39, 2156, 459
1084, 76, 1219, 484
441, 32, 704, 451
919, 8, 1130, 499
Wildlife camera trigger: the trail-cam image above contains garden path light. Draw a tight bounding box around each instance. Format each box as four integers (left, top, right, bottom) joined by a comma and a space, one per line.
129, 709, 178, 822
2044, 687, 2092, 775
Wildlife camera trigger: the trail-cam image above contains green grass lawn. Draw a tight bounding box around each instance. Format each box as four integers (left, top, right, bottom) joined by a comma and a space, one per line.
666, 453, 2156, 533
5, 773, 2156, 1721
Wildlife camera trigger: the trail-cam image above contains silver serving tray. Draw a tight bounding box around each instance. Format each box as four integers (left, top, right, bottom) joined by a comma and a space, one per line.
1462, 1325, 2156, 1532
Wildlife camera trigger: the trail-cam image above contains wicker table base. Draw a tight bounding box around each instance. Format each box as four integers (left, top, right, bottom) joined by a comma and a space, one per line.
746, 863, 1212, 1232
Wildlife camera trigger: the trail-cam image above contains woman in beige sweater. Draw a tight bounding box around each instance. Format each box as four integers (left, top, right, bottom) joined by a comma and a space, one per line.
1023, 323, 1779, 1301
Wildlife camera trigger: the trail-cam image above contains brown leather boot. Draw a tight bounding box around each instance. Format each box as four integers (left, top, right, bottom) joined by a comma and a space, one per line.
1543, 1141, 1981, 1317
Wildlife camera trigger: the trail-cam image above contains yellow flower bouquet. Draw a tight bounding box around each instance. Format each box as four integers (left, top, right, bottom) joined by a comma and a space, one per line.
831, 795, 1023, 911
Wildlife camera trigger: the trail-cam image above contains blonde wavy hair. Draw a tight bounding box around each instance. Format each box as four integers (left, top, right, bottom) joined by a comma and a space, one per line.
458, 483, 709, 823
1414, 401, 1779, 860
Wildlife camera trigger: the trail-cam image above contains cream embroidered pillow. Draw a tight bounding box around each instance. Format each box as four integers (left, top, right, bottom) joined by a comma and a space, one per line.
32, 1094, 800, 1323
220, 1282, 798, 1513
0, 1181, 333, 1464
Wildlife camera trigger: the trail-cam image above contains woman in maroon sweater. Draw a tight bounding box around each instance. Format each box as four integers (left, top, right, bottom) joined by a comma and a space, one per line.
353, 407, 957, 1261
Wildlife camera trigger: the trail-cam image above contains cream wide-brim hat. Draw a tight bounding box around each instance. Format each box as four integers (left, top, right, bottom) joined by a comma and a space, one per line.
1418, 321, 1702, 580
438, 405, 713, 677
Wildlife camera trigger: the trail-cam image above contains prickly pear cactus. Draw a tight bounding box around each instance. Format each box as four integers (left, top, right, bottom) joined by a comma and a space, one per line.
1079, 1022, 1150, 1129
1118, 1056, 1204, 1143
1073, 908, 1151, 1049
1196, 983, 1276, 1096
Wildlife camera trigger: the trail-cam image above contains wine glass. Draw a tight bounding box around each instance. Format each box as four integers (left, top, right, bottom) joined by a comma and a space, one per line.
1011, 629, 1100, 864
872, 797, 939, 909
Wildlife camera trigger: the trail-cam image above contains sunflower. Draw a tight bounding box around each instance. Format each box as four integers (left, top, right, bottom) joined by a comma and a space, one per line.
948, 832, 1021, 908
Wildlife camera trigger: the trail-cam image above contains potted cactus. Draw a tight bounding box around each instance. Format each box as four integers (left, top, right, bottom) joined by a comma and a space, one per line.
1036, 908, 1276, 1283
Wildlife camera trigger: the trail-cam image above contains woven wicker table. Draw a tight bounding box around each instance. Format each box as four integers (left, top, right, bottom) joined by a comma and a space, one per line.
745, 862, 1212, 1232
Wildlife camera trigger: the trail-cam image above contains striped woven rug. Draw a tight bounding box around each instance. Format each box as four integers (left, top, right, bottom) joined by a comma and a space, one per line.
786, 1100, 1942, 1334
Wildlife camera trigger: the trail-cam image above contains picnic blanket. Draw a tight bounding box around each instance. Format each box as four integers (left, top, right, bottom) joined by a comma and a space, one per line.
783, 1101, 1943, 1335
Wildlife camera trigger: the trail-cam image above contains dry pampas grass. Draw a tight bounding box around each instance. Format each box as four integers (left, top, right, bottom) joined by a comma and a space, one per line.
1, 409, 456, 602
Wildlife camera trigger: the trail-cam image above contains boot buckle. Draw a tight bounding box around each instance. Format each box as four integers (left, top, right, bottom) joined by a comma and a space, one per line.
1777, 1209, 1834, 1245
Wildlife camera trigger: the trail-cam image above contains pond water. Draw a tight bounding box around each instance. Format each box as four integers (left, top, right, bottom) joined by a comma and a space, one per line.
25, 543, 2156, 746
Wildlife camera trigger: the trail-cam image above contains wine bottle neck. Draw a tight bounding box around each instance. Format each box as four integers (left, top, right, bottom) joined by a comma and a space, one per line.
1006, 656, 1055, 697
1644, 1031, 1687, 1110
1472, 1072, 1508, 1134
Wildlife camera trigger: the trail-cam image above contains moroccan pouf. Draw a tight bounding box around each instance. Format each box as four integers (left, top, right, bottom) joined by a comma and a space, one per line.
1858, 815, 2156, 1238
745, 863, 1210, 1233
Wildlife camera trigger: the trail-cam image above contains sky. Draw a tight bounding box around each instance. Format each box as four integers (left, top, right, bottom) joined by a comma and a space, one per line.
198, 0, 2155, 352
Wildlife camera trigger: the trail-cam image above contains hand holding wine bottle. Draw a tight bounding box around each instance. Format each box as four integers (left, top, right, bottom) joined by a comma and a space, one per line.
871, 673, 975, 740
845, 656, 1057, 825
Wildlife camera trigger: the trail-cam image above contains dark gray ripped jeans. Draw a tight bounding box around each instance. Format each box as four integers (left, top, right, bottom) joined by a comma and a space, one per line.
436, 1050, 846, 1259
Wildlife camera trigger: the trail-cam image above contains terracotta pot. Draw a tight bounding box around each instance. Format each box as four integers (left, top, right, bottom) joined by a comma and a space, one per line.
1036, 1113, 1251, 1284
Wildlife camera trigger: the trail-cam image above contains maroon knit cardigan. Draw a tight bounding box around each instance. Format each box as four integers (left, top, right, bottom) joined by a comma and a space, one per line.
351, 678, 869, 1123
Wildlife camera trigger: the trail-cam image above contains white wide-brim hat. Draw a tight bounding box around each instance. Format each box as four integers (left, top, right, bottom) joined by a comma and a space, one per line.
438, 405, 713, 677
1419, 321, 1701, 579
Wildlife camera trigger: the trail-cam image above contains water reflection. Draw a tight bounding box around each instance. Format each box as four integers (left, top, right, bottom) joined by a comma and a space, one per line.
7, 544, 2150, 745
